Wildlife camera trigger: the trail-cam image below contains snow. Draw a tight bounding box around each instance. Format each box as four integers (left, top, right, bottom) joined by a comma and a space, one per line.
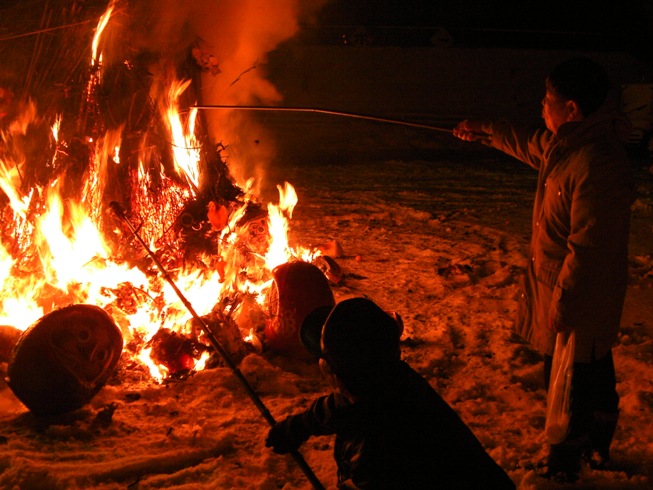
1, 153, 652, 489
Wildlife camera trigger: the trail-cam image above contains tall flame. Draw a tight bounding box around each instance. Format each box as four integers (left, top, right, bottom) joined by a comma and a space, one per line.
265, 182, 298, 270
165, 80, 201, 194
91, 0, 117, 66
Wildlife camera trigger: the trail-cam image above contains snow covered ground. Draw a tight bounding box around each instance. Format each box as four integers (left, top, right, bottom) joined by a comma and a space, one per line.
1, 149, 652, 489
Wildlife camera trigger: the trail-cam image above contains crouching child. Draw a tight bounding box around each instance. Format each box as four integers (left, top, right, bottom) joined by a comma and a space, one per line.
265, 297, 516, 489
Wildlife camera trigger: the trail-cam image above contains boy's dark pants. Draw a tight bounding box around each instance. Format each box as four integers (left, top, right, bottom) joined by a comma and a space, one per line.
544, 349, 619, 473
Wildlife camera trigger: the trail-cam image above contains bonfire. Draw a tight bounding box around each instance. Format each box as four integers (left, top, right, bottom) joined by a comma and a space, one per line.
0, 0, 333, 399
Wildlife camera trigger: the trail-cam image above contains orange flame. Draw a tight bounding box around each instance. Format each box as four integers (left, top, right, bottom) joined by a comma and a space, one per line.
164, 79, 201, 194
91, 0, 116, 66
265, 182, 298, 270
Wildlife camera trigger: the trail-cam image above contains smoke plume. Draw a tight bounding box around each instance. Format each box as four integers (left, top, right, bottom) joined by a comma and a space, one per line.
116, 0, 327, 195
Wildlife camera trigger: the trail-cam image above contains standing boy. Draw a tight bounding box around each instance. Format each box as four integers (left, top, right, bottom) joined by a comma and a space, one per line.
454, 57, 634, 481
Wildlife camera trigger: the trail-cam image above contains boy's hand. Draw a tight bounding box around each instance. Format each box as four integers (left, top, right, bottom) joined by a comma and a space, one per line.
265, 415, 310, 454
453, 119, 491, 144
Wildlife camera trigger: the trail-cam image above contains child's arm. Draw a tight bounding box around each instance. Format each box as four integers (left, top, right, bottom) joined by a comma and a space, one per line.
265, 392, 347, 453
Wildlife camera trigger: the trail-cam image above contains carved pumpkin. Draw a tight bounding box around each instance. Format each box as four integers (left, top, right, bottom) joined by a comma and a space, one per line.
7, 304, 123, 416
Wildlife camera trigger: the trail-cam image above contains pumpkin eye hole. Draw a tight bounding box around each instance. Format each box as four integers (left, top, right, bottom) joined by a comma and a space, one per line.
95, 348, 109, 362
77, 327, 91, 343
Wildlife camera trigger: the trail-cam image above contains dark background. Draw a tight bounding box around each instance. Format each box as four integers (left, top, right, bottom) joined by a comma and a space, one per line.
259, 1, 653, 164
313, 0, 653, 63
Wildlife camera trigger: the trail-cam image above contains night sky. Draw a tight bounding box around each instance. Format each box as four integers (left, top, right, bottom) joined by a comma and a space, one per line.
315, 0, 653, 64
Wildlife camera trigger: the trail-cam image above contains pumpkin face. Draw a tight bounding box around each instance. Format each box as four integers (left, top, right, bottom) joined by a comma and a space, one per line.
264, 261, 335, 361
49, 314, 119, 384
7, 304, 123, 416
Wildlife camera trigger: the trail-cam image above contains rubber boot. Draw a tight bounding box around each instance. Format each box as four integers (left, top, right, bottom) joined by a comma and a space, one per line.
546, 440, 583, 483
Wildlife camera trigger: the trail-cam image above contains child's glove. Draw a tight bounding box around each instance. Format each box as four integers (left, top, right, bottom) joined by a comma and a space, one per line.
265, 415, 310, 454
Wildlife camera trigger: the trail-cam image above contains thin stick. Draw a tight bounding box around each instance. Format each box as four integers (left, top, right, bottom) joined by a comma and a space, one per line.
192, 104, 454, 133
109, 201, 325, 490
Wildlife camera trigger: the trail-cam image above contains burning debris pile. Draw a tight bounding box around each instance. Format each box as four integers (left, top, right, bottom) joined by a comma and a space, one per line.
0, 0, 335, 415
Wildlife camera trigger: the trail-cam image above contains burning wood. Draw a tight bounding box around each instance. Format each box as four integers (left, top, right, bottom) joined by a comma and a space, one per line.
147, 328, 205, 377
145, 302, 253, 379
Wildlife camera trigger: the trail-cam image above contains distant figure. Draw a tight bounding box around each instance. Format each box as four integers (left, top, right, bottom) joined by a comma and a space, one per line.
265, 297, 515, 489
454, 57, 634, 482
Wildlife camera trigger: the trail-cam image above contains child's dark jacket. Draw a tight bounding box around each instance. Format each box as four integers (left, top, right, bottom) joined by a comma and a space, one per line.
292, 361, 515, 489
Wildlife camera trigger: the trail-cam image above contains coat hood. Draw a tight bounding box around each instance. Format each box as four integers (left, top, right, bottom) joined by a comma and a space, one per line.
557, 107, 633, 146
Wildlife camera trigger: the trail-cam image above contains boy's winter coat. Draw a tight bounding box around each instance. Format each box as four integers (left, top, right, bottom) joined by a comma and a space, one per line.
483, 111, 633, 362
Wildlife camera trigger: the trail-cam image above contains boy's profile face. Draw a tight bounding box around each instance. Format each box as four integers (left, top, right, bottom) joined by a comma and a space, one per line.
542, 89, 576, 135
